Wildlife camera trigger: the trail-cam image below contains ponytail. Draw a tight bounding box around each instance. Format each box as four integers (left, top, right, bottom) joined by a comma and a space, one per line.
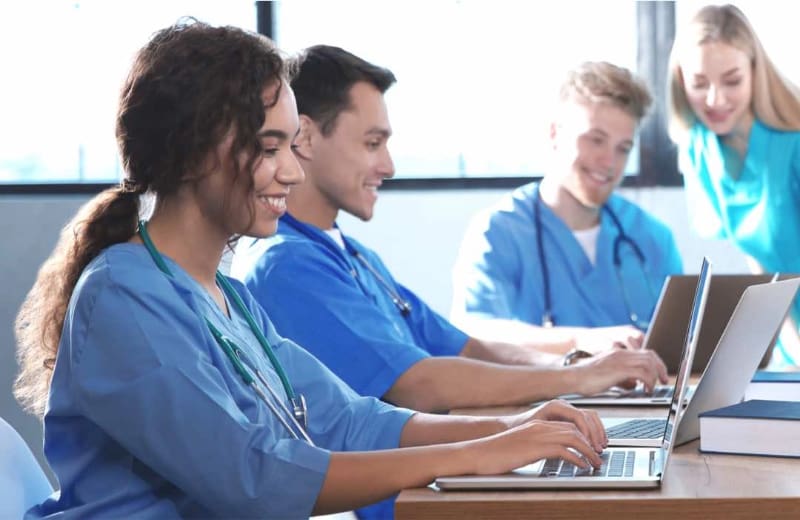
14, 186, 141, 416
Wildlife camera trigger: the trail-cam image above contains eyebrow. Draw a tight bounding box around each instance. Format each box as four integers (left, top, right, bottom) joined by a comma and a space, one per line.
258, 128, 301, 140
692, 66, 742, 79
365, 127, 391, 138
257, 129, 290, 140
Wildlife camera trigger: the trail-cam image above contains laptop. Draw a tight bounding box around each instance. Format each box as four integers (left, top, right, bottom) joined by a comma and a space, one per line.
651, 274, 797, 374
604, 276, 800, 447
560, 273, 793, 406
434, 259, 707, 491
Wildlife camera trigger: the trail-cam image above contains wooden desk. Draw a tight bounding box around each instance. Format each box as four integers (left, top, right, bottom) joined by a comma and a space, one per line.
396, 405, 800, 520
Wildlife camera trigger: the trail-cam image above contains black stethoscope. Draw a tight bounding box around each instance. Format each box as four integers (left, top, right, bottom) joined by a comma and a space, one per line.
533, 192, 654, 330
138, 220, 314, 445
282, 215, 412, 317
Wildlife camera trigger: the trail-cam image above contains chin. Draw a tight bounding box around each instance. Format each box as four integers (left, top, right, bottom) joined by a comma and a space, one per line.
245, 222, 279, 239
347, 203, 375, 222
699, 113, 741, 136
582, 190, 614, 209
703, 120, 735, 135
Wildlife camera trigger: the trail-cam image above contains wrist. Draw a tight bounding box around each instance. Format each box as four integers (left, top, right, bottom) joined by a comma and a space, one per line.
561, 362, 589, 395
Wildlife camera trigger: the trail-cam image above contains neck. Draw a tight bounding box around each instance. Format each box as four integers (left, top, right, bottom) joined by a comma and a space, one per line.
721, 110, 755, 159
143, 195, 227, 290
286, 165, 339, 230
539, 176, 601, 231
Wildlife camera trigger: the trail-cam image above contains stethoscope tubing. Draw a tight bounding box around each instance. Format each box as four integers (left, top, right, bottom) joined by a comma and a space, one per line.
282, 216, 413, 317
533, 189, 650, 328
138, 221, 313, 444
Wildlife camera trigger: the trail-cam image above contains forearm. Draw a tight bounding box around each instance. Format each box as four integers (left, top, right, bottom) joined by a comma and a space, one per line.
398, 410, 508, 447
461, 318, 577, 355
384, 357, 580, 412
461, 336, 563, 365
313, 443, 468, 515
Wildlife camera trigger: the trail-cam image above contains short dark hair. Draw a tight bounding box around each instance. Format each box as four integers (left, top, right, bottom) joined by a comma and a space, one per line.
288, 45, 396, 135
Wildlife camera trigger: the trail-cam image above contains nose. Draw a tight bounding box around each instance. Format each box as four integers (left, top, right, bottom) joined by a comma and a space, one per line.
597, 144, 615, 172
378, 146, 395, 180
277, 151, 305, 187
705, 84, 726, 107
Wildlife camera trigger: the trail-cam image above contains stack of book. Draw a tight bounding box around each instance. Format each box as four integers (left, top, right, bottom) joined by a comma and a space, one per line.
698, 399, 800, 458
744, 370, 800, 401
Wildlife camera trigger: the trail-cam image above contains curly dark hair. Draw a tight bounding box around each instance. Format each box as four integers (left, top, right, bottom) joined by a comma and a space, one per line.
14, 19, 285, 416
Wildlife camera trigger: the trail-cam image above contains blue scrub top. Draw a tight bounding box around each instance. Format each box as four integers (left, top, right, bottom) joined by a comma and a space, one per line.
451, 182, 683, 329
232, 213, 468, 401
682, 119, 800, 364
31, 243, 413, 520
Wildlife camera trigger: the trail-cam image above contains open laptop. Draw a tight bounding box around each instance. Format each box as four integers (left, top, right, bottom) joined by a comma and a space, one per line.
559, 262, 715, 406
604, 275, 800, 447
650, 274, 797, 374
560, 272, 795, 406
434, 260, 707, 491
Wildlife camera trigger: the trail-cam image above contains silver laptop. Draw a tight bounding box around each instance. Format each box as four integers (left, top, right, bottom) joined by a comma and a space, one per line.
560, 262, 716, 406
434, 260, 707, 491
605, 276, 800, 447
558, 273, 793, 406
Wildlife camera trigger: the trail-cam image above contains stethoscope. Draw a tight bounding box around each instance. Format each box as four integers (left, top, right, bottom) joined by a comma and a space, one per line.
138, 220, 314, 446
282, 215, 412, 317
533, 191, 655, 330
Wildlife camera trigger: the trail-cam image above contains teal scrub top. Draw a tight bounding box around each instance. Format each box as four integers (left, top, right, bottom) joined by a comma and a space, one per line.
682, 119, 800, 364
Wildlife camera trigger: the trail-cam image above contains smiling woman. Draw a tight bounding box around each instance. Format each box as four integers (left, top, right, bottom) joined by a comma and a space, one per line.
667, 3, 800, 367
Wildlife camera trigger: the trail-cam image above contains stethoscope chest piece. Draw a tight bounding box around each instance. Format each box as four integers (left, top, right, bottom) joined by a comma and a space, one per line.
292, 395, 308, 428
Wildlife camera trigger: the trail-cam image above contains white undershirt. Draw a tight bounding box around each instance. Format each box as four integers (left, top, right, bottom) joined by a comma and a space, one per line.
323, 227, 346, 249
572, 225, 601, 265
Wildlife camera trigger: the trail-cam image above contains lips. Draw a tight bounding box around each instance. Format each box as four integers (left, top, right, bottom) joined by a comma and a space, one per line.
257, 195, 287, 214
705, 110, 730, 124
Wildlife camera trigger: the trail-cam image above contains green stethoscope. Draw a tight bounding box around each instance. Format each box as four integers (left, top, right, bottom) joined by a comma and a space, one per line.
138, 220, 313, 445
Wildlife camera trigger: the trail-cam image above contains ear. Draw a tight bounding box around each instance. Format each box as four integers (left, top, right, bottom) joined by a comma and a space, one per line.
292, 114, 316, 161
549, 120, 559, 150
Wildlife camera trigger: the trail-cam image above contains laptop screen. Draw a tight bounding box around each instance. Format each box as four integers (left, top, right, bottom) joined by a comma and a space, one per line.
661, 257, 711, 451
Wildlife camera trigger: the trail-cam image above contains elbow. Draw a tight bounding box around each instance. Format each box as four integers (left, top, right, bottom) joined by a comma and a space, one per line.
383, 363, 451, 413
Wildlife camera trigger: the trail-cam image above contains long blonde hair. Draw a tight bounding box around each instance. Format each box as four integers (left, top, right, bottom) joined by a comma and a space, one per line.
667, 3, 800, 142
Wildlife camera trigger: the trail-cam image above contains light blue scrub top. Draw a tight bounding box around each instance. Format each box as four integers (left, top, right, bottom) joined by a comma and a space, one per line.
682, 119, 800, 364
451, 183, 683, 329
232, 213, 468, 401
31, 244, 413, 520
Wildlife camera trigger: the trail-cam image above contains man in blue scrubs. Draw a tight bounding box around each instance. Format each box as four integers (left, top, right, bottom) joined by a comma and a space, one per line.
232, 46, 668, 413
450, 61, 683, 352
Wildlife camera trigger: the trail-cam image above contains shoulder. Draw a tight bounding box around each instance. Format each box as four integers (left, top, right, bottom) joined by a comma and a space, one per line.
76, 244, 174, 301
468, 182, 537, 235
606, 193, 675, 241
234, 232, 342, 281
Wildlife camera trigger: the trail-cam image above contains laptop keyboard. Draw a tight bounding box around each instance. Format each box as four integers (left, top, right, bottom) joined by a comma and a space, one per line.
542, 450, 636, 478
623, 386, 673, 399
606, 419, 671, 439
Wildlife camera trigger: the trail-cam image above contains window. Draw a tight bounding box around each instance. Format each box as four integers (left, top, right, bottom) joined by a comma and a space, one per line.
0, 0, 255, 187
274, 0, 641, 180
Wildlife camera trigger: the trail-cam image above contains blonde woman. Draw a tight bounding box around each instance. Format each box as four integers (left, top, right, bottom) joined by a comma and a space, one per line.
667, 3, 800, 366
